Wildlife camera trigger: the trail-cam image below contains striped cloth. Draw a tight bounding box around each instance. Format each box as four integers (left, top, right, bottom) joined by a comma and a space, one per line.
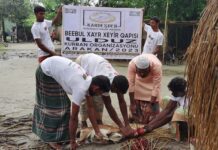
129, 100, 160, 124
32, 66, 71, 142
80, 96, 104, 122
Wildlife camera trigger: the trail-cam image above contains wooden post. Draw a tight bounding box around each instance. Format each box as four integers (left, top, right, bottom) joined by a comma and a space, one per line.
163, 0, 169, 62
176, 26, 178, 54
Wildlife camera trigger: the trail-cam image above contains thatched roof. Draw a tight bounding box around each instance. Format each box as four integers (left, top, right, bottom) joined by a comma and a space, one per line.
186, 0, 218, 149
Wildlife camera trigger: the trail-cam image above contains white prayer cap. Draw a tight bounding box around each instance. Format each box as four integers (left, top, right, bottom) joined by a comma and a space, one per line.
135, 55, 150, 69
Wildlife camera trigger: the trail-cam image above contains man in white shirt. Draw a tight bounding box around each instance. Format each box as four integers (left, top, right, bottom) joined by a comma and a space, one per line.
76, 53, 135, 137
33, 56, 111, 149
143, 17, 164, 54
31, 5, 62, 63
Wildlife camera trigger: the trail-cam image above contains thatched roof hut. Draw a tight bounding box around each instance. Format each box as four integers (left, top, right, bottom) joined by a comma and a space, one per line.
186, 0, 218, 149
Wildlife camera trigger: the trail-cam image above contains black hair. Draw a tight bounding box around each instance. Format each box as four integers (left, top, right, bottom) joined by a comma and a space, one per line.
34, 5, 45, 14
112, 75, 129, 94
150, 16, 160, 24
168, 77, 187, 94
91, 75, 110, 93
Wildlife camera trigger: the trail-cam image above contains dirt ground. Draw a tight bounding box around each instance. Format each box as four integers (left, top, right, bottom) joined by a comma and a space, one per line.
0, 43, 189, 150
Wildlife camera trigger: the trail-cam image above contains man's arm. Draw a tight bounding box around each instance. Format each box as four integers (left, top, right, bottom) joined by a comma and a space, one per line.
117, 93, 130, 126
102, 95, 136, 137
69, 102, 80, 149
35, 39, 57, 56
147, 101, 177, 131
127, 61, 136, 112
117, 93, 135, 136
153, 45, 162, 55
142, 22, 145, 30
52, 6, 62, 26
151, 63, 162, 103
102, 95, 124, 128
86, 95, 101, 135
129, 92, 135, 106
153, 34, 164, 55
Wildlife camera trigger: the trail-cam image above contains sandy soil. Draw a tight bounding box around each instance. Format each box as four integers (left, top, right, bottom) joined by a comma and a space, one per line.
0, 43, 188, 149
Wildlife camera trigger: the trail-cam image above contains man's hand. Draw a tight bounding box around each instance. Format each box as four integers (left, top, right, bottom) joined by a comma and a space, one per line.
52, 51, 62, 56
120, 125, 135, 137
144, 124, 153, 133
95, 131, 104, 140
150, 96, 157, 103
135, 125, 153, 137
51, 51, 58, 56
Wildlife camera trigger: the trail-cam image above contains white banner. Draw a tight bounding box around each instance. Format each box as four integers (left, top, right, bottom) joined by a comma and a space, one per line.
62, 5, 143, 59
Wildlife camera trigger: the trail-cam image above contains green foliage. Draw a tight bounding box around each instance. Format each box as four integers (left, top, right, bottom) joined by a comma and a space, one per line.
23, 14, 35, 27
38, 0, 80, 20
36, 0, 206, 21
41, 0, 60, 20
168, 0, 206, 20
99, 0, 206, 21
8, 0, 205, 29
0, 0, 32, 25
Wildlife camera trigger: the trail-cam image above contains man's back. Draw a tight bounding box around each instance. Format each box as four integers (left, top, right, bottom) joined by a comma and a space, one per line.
41, 56, 92, 105
79, 53, 118, 83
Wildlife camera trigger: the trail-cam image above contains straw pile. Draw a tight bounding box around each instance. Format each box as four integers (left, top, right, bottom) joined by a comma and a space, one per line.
186, 0, 218, 149
120, 128, 176, 150
0, 114, 50, 149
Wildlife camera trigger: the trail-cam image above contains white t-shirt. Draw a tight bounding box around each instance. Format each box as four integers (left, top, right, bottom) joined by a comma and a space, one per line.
41, 56, 92, 106
31, 20, 55, 57
79, 53, 118, 96
143, 24, 164, 54
79, 53, 118, 83
170, 96, 188, 108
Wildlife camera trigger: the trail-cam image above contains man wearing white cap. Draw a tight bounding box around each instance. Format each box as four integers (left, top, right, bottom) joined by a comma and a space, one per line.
127, 54, 162, 124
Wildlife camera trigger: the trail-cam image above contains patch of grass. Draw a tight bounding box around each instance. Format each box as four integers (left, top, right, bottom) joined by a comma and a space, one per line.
0, 44, 8, 52
0, 48, 7, 53
163, 69, 185, 76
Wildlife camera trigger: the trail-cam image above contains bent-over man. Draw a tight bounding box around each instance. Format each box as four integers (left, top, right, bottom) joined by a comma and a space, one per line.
33, 56, 110, 149
76, 53, 135, 137
128, 54, 162, 124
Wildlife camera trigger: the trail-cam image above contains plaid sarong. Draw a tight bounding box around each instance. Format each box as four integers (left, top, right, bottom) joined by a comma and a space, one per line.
32, 66, 71, 142
129, 100, 160, 124
80, 96, 104, 121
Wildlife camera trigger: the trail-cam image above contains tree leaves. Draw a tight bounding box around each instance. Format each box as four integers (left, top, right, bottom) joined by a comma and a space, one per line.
99, 0, 206, 21
0, 0, 32, 25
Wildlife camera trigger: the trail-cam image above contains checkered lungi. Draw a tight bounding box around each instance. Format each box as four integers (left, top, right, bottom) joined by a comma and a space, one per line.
80, 96, 104, 122
32, 66, 71, 142
130, 100, 160, 124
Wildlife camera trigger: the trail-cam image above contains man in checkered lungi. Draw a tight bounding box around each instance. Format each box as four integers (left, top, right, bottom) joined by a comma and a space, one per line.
33, 56, 110, 149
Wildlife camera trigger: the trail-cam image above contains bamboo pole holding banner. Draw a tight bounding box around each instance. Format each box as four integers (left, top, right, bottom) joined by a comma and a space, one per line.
163, 0, 169, 62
